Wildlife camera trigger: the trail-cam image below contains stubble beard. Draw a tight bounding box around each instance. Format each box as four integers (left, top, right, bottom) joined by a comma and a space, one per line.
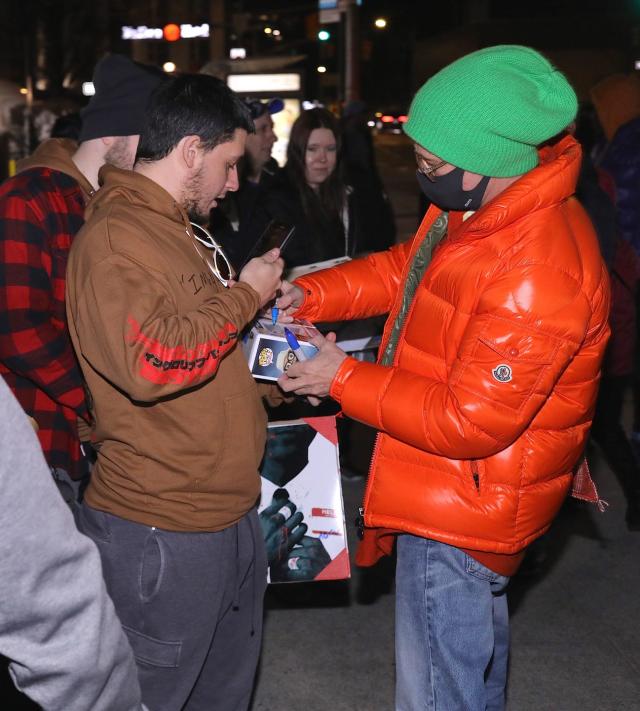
183, 166, 211, 224
104, 137, 135, 170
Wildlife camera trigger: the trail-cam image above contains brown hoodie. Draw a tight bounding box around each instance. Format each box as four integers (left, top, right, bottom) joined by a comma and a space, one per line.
17, 138, 95, 202
66, 165, 268, 532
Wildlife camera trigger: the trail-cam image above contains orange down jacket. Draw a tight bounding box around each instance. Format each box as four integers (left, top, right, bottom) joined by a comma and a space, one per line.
294, 135, 610, 562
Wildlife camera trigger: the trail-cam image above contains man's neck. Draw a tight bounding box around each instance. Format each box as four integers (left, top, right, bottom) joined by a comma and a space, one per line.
71, 141, 106, 191
134, 160, 181, 204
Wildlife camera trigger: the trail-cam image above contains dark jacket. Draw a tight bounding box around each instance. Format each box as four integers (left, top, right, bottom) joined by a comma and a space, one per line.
250, 168, 365, 269
341, 119, 396, 252
0, 139, 91, 477
585, 160, 640, 378
599, 116, 640, 255
209, 158, 280, 272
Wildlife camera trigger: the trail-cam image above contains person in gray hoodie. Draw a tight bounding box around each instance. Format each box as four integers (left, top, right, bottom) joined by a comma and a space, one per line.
0, 375, 144, 710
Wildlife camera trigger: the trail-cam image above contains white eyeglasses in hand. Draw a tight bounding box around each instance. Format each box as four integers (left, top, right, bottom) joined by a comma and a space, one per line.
188, 222, 236, 287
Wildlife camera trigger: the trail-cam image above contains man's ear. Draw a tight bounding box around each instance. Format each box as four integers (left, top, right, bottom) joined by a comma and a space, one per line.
178, 135, 202, 170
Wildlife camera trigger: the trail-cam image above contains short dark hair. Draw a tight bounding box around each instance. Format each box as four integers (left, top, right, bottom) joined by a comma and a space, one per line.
135, 73, 254, 163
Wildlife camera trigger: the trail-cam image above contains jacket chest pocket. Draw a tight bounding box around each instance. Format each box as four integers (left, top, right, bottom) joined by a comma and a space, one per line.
451, 318, 561, 416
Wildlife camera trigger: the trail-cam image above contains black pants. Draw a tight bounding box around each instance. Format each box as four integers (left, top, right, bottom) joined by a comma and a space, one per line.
77, 504, 267, 711
591, 375, 640, 500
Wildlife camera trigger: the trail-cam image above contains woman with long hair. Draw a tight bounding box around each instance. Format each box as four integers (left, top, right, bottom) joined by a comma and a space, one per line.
252, 107, 363, 268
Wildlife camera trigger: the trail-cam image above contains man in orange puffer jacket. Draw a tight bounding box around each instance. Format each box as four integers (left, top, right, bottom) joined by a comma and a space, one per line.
277, 46, 610, 710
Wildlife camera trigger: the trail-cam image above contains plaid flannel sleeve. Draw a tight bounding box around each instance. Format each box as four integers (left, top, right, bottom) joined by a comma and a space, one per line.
0, 194, 88, 419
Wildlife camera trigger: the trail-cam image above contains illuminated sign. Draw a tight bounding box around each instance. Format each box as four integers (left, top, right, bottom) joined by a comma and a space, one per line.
227, 73, 301, 93
180, 23, 209, 39
163, 23, 180, 41
121, 23, 209, 40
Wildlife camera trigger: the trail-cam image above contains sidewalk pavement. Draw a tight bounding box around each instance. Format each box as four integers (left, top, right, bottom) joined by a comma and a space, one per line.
250, 439, 640, 710
3, 434, 637, 710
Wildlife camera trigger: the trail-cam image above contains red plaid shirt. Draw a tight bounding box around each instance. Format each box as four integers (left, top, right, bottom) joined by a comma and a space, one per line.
0, 162, 90, 477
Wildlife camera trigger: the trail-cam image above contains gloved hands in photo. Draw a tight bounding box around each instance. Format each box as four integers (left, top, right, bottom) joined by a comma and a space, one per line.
270, 535, 332, 583
259, 488, 307, 567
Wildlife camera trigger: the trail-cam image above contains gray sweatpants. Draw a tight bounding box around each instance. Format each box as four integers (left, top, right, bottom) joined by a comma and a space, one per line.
77, 503, 267, 711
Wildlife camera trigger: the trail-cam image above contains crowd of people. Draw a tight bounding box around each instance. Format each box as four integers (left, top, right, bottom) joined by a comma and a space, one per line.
0, 42, 634, 711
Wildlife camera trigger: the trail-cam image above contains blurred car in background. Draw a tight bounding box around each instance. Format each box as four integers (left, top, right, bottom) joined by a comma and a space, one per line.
368, 110, 408, 135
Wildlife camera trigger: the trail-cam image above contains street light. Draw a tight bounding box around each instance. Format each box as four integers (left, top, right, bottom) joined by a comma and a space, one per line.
264, 26, 273, 34
317, 65, 327, 73
374, 18, 387, 29
163, 61, 177, 73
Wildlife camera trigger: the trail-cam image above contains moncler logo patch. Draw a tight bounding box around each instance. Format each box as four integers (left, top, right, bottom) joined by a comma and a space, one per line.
492, 364, 512, 383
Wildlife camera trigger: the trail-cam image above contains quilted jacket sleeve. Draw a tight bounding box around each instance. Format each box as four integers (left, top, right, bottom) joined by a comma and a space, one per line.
330, 260, 610, 459
294, 240, 414, 322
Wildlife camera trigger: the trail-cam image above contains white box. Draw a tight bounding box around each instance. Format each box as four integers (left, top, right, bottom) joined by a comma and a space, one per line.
259, 417, 351, 583
242, 318, 319, 381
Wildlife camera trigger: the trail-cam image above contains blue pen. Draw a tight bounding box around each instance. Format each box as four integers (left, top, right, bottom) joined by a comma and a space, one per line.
271, 306, 278, 326
284, 327, 307, 362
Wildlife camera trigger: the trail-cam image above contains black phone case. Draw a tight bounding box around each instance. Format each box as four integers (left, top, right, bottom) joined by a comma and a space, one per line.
238, 220, 296, 271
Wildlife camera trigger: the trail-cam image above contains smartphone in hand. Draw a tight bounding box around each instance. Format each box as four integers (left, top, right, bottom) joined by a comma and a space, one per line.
238, 220, 295, 271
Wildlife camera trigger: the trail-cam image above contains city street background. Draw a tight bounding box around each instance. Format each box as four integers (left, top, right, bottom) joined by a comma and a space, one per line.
2, 133, 639, 711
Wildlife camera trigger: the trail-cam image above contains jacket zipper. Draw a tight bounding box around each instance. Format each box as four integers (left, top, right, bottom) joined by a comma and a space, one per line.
357, 279, 419, 538
356, 214, 451, 539
356, 431, 382, 539
471, 460, 480, 494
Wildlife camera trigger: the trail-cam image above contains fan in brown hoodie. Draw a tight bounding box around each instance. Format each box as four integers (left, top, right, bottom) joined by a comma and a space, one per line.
66, 73, 284, 711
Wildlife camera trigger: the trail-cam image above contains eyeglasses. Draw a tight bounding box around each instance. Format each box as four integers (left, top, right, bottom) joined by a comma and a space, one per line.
188, 222, 236, 287
415, 152, 447, 182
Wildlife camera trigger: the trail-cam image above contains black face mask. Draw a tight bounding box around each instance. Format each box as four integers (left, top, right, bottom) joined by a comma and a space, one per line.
417, 168, 491, 212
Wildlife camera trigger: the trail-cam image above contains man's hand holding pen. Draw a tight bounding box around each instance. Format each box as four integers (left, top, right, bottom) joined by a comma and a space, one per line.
274, 281, 305, 322
277, 331, 347, 400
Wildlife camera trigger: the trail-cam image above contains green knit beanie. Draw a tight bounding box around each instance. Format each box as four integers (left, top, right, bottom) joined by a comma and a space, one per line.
403, 45, 578, 177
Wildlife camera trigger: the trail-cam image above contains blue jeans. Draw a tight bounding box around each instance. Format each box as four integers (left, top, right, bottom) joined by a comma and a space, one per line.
395, 536, 510, 711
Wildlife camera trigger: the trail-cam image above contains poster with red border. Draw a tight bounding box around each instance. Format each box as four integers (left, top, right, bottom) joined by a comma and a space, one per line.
259, 417, 351, 583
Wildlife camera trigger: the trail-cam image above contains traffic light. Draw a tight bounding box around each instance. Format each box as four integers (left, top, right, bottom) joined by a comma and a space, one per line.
318, 29, 331, 41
